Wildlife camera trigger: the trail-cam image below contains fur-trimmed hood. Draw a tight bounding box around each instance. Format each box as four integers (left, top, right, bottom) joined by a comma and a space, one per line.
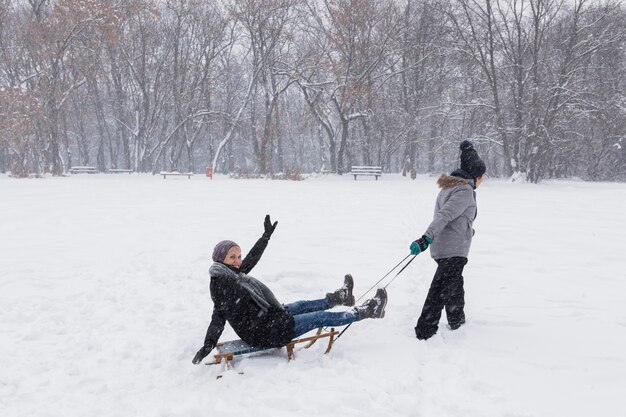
437, 174, 473, 189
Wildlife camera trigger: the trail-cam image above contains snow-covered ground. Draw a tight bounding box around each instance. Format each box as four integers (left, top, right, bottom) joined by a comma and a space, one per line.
1, 173, 624, 417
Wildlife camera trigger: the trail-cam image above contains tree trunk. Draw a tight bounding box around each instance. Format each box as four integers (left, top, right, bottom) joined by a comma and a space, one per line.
337, 117, 349, 174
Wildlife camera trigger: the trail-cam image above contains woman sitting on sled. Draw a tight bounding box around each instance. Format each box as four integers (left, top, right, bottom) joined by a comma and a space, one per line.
192, 215, 387, 364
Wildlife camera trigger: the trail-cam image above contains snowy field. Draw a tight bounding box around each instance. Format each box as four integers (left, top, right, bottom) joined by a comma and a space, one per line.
1, 173, 625, 417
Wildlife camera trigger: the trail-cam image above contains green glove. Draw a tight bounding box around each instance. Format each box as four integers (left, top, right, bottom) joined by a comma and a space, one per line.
410, 235, 432, 255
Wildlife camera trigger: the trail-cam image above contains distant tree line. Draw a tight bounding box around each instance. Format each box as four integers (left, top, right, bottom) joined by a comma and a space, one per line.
0, 0, 624, 182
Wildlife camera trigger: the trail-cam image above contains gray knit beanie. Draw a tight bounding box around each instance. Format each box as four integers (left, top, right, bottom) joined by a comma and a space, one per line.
212, 240, 239, 262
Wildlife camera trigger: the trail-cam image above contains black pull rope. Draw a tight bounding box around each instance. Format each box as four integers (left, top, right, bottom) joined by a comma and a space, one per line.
355, 254, 411, 304
383, 254, 417, 289
334, 254, 417, 340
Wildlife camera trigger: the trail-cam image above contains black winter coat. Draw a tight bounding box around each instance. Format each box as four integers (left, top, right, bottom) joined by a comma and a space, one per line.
201, 236, 295, 349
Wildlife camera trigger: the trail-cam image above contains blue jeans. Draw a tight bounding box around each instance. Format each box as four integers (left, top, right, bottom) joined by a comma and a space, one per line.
284, 298, 359, 339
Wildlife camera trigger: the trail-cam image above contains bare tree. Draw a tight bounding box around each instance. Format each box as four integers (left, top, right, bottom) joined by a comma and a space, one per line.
449, 0, 516, 176
0, 87, 43, 176
20, 0, 121, 175
298, 0, 398, 173
231, 0, 299, 175
0, 0, 623, 181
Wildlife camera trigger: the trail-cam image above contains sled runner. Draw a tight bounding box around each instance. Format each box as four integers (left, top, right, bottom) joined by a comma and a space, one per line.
206, 327, 340, 368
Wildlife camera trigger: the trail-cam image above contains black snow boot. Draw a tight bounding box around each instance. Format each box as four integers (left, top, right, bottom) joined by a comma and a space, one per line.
415, 325, 437, 340
355, 288, 388, 319
448, 320, 465, 330
326, 274, 355, 307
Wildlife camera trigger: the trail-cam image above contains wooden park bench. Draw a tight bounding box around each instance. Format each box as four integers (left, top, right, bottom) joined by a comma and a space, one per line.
107, 168, 134, 174
69, 166, 98, 174
159, 171, 193, 179
349, 165, 382, 180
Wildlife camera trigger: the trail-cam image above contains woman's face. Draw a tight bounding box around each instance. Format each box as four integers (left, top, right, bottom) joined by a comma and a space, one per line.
223, 246, 242, 269
475, 174, 486, 188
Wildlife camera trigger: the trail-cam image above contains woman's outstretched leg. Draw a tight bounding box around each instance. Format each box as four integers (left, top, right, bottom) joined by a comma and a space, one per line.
283, 274, 355, 316
292, 310, 359, 338
292, 288, 387, 338
284, 298, 330, 316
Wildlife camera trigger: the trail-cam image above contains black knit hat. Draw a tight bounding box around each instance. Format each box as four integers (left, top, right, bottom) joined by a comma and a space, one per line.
459, 140, 486, 179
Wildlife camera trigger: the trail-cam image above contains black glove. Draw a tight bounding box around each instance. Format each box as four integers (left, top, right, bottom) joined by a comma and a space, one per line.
263, 214, 278, 239
192, 343, 214, 365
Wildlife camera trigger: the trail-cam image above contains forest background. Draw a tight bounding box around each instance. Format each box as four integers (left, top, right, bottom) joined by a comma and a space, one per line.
1, 0, 625, 182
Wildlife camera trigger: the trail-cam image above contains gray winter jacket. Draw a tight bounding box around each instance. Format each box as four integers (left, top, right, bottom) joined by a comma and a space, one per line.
424, 174, 477, 259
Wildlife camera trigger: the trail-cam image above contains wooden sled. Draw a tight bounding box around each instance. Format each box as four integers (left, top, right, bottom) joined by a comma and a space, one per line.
206, 327, 340, 369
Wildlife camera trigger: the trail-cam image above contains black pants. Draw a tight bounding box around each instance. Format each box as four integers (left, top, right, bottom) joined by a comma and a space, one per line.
415, 257, 468, 340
